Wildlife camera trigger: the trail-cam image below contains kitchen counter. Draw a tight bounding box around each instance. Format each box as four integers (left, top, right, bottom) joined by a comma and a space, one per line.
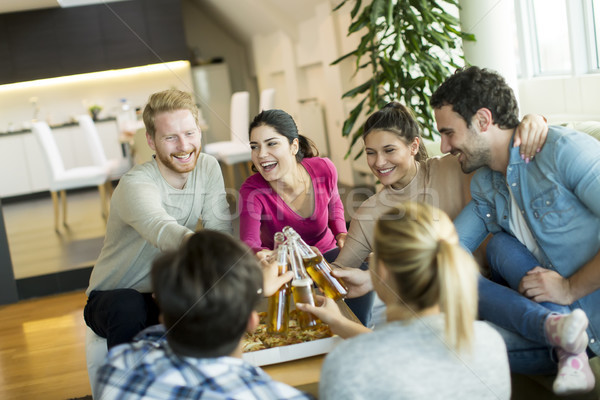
0, 117, 117, 137
0, 119, 124, 198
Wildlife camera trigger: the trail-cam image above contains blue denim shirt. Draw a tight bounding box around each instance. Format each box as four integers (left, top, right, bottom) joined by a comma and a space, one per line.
455, 125, 600, 356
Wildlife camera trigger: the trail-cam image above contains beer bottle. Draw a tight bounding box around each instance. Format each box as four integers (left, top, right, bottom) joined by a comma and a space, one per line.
282, 226, 348, 301
266, 244, 291, 334
288, 239, 319, 329
267, 231, 286, 263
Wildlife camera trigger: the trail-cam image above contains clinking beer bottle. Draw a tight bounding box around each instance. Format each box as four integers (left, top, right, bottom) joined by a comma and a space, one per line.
288, 239, 319, 329
267, 231, 286, 263
267, 243, 291, 335
282, 226, 348, 301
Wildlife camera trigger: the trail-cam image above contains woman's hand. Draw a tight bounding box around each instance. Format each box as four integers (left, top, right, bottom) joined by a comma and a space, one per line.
296, 295, 371, 339
331, 267, 373, 298
514, 114, 548, 162
336, 233, 347, 249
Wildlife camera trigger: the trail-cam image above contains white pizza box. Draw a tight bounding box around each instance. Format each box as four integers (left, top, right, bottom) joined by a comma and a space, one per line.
242, 334, 343, 367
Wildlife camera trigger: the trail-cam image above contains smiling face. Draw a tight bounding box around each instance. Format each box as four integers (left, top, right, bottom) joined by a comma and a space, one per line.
434, 105, 491, 174
250, 124, 299, 182
364, 129, 419, 189
147, 109, 201, 184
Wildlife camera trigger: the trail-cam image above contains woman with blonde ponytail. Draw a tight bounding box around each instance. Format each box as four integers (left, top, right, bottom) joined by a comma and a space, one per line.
297, 202, 510, 399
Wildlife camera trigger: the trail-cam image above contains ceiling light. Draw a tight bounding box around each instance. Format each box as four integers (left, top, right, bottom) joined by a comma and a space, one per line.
57, 0, 131, 8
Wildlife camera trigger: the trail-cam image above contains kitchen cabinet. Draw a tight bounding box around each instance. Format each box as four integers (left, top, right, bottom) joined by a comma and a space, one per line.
6, 10, 63, 82
0, 135, 32, 198
0, 120, 123, 198
0, 0, 187, 85
54, 7, 106, 76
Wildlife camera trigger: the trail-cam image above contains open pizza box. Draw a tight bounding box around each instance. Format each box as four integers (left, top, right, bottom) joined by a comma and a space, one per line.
242, 299, 357, 367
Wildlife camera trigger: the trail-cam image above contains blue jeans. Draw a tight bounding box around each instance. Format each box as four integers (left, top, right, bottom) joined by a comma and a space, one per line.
479, 232, 571, 374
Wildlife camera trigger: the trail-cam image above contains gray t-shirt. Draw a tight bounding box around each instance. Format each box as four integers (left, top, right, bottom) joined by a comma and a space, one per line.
87, 153, 232, 295
320, 314, 510, 399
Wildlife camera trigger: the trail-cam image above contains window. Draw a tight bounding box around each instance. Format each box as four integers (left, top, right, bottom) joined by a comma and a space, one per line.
531, 0, 571, 74
516, 0, 600, 76
591, 0, 600, 69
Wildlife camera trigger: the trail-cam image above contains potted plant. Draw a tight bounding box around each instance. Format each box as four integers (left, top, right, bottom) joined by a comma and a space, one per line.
88, 105, 102, 121
332, 0, 475, 158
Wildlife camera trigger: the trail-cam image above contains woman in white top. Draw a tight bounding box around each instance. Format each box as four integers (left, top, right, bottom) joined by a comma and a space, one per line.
298, 202, 511, 399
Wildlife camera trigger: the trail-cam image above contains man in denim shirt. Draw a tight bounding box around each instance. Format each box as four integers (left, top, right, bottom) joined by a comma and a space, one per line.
431, 66, 599, 396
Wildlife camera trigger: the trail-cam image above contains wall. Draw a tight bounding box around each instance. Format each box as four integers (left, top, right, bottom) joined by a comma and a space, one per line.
0, 61, 193, 133
518, 75, 600, 123
182, 0, 258, 115
250, 1, 371, 187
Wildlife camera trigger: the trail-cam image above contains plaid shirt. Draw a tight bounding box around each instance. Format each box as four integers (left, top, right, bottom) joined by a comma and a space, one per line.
96, 325, 313, 400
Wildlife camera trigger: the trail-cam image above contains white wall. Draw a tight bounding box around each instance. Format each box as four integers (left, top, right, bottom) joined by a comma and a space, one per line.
518, 75, 600, 123
182, 0, 258, 114
250, 1, 373, 186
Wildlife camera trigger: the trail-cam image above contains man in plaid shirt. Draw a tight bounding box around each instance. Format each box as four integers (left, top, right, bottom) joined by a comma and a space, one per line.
96, 230, 312, 400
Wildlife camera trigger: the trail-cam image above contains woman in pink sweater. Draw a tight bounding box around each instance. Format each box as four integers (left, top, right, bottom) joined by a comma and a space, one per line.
239, 109, 347, 256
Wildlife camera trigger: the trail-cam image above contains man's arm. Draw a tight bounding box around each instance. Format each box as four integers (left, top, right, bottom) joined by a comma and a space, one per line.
520, 252, 600, 305
116, 179, 193, 252
198, 157, 232, 234
520, 132, 600, 304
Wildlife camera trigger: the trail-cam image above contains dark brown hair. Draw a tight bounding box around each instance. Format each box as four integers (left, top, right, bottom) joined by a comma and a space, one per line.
249, 109, 318, 162
152, 231, 262, 357
363, 102, 428, 162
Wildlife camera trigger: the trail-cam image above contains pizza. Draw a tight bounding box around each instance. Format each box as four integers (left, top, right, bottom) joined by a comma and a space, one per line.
242, 310, 333, 352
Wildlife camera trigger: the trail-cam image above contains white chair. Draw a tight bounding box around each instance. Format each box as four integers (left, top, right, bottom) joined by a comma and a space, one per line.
78, 114, 132, 183
85, 327, 107, 400
203, 91, 252, 187
31, 121, 109, 232
130, 127, 155, 165
259, 88, 276, 112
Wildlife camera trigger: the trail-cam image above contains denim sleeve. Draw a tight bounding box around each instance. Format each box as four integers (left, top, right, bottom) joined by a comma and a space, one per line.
555, 133, 600, 218
454, 200, 490, 253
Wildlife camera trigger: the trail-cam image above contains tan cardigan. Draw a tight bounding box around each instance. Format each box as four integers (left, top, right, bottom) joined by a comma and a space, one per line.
334, 155, 472, 269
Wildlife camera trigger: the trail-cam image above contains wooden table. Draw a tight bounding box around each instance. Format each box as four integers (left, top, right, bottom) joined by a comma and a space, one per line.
257, 299, 359, 397
263, 354, 324, 396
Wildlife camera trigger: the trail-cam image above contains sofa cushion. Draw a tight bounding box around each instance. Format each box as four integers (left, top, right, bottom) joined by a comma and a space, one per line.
561, 121, 600, 141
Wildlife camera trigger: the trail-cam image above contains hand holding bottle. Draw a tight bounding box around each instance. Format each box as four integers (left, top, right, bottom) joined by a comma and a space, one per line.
330, 267, 373, 299
259, 255, 293, 297
296, 295, 371, 339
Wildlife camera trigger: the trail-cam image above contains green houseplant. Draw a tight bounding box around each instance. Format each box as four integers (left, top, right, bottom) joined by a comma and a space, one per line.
332, 0, 475, 158
88, 104, 102, 121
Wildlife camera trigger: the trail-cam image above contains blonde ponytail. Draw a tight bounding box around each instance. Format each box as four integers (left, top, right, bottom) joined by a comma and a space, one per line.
374, 202, 478, 352
436, 239, 478, 351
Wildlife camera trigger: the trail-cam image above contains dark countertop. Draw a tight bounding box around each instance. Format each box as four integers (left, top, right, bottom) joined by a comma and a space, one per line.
0, 117, 116, 137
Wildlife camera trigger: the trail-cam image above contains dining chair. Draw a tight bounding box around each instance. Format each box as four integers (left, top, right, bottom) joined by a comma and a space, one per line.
203, 91, 252, 188
259, 88, 276, 112
31, 121, 109, 232
130, 126, 155, 165
78, 114, 132, 188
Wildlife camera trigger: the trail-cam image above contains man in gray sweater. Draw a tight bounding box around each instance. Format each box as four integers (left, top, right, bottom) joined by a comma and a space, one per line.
84, 89, 232, 349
